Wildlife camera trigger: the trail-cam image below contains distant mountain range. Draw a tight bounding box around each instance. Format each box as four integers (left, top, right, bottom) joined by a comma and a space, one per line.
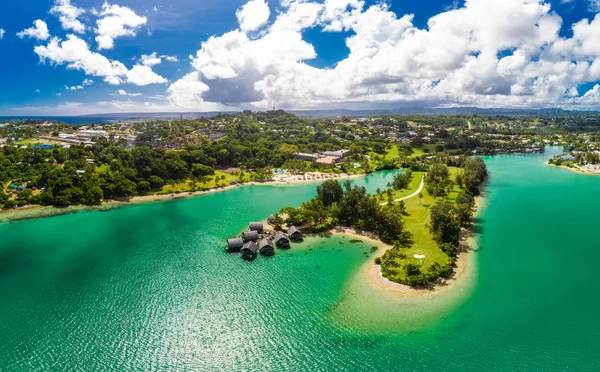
78, 107, 600, 119
4, 107, 600, 124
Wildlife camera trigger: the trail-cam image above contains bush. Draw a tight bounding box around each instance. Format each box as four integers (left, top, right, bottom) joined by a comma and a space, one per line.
440, 242, 458, 258
405, 262, 421, 277
374, 257, 382, 265
3, 199, 17, 209
406, 275, 427, 287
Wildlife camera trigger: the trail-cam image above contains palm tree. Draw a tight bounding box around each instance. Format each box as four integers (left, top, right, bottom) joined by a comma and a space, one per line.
418, 191, 424, 205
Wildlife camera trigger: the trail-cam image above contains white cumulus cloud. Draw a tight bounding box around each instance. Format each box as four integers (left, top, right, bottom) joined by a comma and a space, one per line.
17, 20, 50, 41
65, 78, 93, 90
236, 0, 270, 32
50, 0, 86, 34
117, 89, 142, 96
126, 64, 168, 85
0, 28, 5, 40
95, 3, 147, 50
139, 53, 179, 66
140, 52, 162, 66
166, 0, 600, 110
34, 34, 166, 86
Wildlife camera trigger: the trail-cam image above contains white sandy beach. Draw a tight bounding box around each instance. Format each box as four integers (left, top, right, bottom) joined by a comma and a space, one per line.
0, 172, 362, 221
546, 161, 600, 176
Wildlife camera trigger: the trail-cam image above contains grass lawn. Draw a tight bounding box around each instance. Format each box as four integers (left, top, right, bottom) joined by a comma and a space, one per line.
95, 164, 109, 174
411, 147, 426, 157
14, 139, 63, 146
384, 145, 399, 160
381, 166, 465, 282
385, 171, 425, 200
14, 139, 43, 146
157, 171, 238, 194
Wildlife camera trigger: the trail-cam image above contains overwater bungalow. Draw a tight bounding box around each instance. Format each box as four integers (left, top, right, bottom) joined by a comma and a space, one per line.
241, 242, 258, 260
258, 238, 275, 256
242, 230, 259, 242
273, 231, 290, 248
226, 238, 244, 252
249, 222, 264, 233
288, 226, 303, 241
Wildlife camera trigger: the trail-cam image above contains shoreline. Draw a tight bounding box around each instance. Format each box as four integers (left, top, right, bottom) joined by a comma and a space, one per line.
0, 173, 363, 223
332, 194, 486, 298
545, 161, 600, 176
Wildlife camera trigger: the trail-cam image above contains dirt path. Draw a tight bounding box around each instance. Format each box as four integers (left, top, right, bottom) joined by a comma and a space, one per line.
379, 174, 426, 206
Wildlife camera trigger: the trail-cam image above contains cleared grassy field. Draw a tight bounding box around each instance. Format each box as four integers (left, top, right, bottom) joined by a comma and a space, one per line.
384, 145, 399, 160
158, 171, 238, 194
387, 171, 425, 200
14, 139, 63, 146
95, 164, 109, 174
382, 166, 464, 282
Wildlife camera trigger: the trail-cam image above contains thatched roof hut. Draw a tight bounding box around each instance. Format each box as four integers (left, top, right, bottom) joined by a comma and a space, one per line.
241, 242, 258, 260
258, 238, 275, 256
288, 226, 303, 241
242, 230, 259, 242
249, 222, 264, 233
226, 238, 244, 252
273, 231, 290, 248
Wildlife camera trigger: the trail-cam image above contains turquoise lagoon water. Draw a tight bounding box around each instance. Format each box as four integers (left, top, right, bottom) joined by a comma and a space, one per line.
2, 151, 600, 370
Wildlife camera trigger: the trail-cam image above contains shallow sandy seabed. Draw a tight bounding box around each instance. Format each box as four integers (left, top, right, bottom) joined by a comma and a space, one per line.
325, 196, 487, 333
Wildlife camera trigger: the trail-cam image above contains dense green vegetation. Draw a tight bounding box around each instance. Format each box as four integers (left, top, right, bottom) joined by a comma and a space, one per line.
0, 110, 538, 212
276, 155, 487, 287
281, 180, 407, 244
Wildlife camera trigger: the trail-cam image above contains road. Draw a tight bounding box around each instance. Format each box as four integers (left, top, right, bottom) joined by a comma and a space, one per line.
379, 174, 426, 206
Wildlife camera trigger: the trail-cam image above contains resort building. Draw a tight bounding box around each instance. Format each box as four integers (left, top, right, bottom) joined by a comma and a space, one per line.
227, 238, 244, 252
560, 154, 575, 162
79, 129, 109, 138
293, 152, 319, 161
242, 230, 259, 242
322, 149, 351, 159
258, 238, 275, 256
240, 242, 258, 260
288, 226, 303, 241
316, 156, 338, 165
273, 232, 290, 248
249, 222, 264, 233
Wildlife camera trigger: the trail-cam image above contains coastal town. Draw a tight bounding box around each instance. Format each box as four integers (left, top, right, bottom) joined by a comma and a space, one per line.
1, 111, 594, 209
546, 132, 600, 174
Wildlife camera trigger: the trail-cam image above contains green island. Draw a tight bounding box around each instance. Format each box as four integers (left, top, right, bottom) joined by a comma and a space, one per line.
276, 157, 487, 287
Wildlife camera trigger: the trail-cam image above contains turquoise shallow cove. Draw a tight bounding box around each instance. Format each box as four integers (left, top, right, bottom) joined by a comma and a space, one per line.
2, 148, 600, 370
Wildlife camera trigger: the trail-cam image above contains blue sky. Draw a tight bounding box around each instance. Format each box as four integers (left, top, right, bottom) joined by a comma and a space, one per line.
1, 0, 600, 115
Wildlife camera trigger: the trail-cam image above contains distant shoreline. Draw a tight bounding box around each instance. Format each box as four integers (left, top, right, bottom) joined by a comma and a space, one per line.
0, 173, 363, 223
545, 161, 600, 176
